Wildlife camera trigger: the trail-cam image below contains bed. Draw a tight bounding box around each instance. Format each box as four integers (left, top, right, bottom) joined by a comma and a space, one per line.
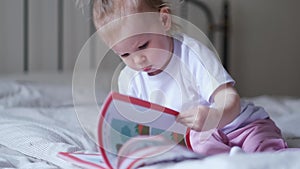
1, 0, 300, 169
0, 72, 96, 168
0, 72, 300, 169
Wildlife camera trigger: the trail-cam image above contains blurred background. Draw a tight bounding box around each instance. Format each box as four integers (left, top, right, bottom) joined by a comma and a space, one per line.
0, 0, 299, 97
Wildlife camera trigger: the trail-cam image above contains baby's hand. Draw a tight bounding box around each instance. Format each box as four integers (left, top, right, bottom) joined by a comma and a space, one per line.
176, 105, 210, 132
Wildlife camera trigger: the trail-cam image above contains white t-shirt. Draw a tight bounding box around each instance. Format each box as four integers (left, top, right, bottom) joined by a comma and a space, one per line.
118, 33, 268, 134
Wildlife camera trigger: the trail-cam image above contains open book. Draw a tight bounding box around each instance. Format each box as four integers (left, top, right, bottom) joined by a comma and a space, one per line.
58, 92, 203, 169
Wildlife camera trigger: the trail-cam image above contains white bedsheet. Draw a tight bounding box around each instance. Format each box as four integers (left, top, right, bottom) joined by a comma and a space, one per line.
0, 107, 98, 168
0, 73, 99, 168
0, 73, 300, 169
141, 150, 300, 169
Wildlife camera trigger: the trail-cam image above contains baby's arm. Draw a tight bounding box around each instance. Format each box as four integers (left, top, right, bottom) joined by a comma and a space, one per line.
211, 83, 241, 129
176, 83, 240, 131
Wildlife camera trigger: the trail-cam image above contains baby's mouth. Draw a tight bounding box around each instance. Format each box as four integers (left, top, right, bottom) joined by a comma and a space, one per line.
142, 66, 152, 72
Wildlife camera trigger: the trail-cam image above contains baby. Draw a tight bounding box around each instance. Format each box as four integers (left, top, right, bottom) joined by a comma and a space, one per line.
82, 0, 288, 155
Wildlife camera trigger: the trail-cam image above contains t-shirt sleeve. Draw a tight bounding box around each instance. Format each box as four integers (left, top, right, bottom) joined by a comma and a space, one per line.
190, 42, 235, 103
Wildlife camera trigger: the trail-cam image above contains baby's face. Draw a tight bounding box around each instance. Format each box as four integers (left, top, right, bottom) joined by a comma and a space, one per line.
112, 33, 173, 76
97, 10, 172, 75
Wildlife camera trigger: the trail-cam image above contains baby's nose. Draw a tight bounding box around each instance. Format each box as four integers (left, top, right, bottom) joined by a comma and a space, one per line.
133, 54, 146, 64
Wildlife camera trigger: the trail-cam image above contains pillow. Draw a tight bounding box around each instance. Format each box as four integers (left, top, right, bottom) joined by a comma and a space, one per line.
0, 81, 73, 108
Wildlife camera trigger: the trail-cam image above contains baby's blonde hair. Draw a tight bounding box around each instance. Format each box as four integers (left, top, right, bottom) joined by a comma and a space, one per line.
76, 0, 179, 45
92, 0, 170, 29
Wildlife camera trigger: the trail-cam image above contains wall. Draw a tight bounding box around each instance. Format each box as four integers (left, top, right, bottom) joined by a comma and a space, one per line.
230, 0, 300, 97
185, 0, 300, 97
0, 0, 23, 73
0, 0, 91, 73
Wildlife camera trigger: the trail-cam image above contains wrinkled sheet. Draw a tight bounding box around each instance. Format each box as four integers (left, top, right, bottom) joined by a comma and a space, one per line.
0, 74, 100, 168
0, 106, 98, 169
0, 74, 300, 169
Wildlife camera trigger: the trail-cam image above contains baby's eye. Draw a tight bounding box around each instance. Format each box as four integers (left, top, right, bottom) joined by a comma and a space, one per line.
138, 41, 149, 50
120, 53, 130, 58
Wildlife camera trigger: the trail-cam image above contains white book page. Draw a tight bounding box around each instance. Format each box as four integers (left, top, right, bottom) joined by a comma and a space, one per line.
98, 92, 191, 169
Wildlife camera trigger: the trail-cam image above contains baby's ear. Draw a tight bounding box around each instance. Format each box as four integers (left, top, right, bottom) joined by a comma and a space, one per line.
159, 7, 172, 31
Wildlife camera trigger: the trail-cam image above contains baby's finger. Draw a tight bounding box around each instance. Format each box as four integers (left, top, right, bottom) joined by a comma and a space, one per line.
176, 115, 194, 124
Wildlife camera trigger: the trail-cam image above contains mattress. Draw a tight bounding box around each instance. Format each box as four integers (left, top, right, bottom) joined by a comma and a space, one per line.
0, 72, 299, 169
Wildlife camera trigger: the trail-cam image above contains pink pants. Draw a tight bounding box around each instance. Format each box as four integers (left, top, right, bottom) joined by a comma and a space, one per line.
190, 119, 288, 155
